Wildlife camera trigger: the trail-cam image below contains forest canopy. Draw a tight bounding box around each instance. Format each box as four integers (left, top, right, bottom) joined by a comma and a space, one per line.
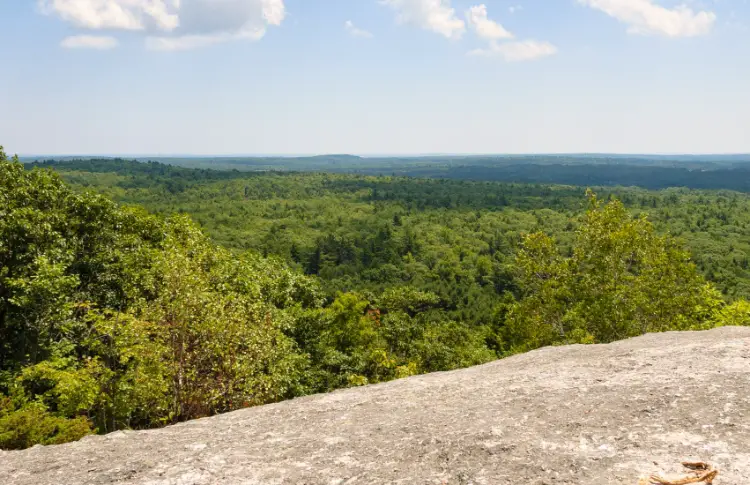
2, 151, 750, 449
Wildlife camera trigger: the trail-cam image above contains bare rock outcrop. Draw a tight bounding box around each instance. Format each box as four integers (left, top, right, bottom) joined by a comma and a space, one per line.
2, 327, 750, 485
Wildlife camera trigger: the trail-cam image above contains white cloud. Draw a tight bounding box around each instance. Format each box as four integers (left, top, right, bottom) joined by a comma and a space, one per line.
468, 40, 557, 62
146, 28, 266, 51
381, 0, 465, 39
464, 4, 554, 62
466, 4, 513, 40
39, 0, 180, 31
61, 34, 120, 49
147, 0, 284, 51
508, 5, 522, 14
40, 0, 286, 50
578, 0, 716, 37
345, 20, 373, 38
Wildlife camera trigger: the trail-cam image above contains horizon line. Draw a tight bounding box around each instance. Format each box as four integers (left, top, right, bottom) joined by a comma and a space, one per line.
18, 152, 750, 159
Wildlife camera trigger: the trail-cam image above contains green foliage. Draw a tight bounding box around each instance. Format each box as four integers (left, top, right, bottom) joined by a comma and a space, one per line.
0, 399, 93, 450
3, 151, 747, 450
504, 191, 722, 352
136, 225, 311, 419
377, 287, 441, 316
0, 410, 91, 450
27, 154, 750, 192
291, 290, 495, 392
44, 161, 750, 299
711, 300, 750, 327
0, 148, 320, 447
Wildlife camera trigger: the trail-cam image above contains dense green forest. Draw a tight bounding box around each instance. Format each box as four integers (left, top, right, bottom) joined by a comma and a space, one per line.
25, 154, 750, 192
3, 152, 750, 450
32, 158, 750, 299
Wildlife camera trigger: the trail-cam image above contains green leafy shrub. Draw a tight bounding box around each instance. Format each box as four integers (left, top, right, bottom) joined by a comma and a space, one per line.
504, 191, 722, 352
0, 401, 92, 450
712, 300, 750, 327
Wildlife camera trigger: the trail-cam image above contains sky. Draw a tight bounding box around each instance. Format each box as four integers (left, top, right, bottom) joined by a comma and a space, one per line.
0, 0, 748, 156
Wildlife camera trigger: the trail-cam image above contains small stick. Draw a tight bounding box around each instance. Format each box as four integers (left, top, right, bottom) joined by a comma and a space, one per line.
648, 462, 718, 485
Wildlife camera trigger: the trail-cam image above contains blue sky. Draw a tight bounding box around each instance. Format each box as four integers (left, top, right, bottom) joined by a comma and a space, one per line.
1, 0, 748, 156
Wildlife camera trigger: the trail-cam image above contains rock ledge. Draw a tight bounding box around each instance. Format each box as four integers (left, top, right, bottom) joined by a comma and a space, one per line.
2, 327, 750, 485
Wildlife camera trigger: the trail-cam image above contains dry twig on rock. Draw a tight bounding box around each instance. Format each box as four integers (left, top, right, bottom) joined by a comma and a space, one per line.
640, 462, 718, 485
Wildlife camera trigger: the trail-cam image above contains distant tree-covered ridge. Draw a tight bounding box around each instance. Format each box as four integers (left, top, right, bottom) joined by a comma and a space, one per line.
2, 149, 749, 450
26, 154, 750, 192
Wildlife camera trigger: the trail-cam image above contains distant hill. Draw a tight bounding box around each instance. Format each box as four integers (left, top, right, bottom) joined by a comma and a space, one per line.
25, 155, 750, 192
3, 327, 749, 485
20, 153, 750, 171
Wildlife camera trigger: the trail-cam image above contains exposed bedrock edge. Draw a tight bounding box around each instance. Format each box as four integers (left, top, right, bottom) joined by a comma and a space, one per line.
2, 327, 750, 485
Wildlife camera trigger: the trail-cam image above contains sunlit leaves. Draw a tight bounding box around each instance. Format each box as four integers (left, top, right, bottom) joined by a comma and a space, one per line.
505, 192, 721, 352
